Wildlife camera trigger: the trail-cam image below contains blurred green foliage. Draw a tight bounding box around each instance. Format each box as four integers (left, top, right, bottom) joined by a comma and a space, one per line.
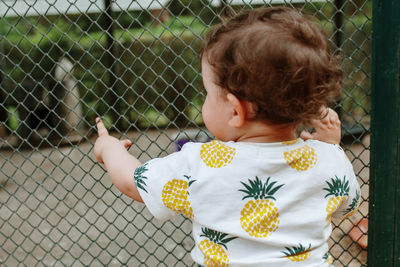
0, 1, 371, 130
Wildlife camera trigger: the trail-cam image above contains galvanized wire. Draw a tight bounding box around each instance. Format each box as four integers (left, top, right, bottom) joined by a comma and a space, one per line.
0, 0, 370, 266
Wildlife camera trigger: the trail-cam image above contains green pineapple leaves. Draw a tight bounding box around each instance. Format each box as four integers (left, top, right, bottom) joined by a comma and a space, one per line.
200, 227, 237, 250
281, 243, 312, 257
323, 175, 350, 198
344, 189, 360, 215
239, 176, 284, 201
134, 163, 149, 193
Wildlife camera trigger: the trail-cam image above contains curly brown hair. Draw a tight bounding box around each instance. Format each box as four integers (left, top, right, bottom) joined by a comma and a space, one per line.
202, 7, 342, 125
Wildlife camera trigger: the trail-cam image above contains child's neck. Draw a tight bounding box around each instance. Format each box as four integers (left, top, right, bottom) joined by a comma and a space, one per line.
233, 120, 297, 143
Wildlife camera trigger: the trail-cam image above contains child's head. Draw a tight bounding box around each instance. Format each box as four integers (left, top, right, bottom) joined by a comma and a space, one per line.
201, 7, 342, 126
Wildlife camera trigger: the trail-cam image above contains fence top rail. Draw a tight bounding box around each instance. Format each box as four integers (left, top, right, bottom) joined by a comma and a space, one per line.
1, 0, 328, 18
0, 0, 169, 17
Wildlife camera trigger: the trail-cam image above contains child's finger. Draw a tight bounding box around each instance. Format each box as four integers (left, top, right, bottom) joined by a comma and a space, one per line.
311, 108, 340, 130
309, 117, 324, 128
319, 106, 330, 119
300, 130, 315, 141
120, 139, 132, 148
96, 117, 109, 136
328, 109, 340, 124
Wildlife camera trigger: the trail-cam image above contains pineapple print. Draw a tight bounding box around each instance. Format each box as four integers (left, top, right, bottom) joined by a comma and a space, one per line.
324, 176, 350, 224
344, 189, 361, 219
239, 176, 284, 238
281, 243, 312, 262
282, 139, 299, 145
162, 175, 195, 219
198, 227, 237, 267
134, 163, 149, 193
323, 252, 333, 265
200, 140, 236, 168
283, 145, 317, 171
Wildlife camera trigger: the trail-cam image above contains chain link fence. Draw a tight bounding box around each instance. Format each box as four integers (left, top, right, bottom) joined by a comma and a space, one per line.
0, 0, 371, 266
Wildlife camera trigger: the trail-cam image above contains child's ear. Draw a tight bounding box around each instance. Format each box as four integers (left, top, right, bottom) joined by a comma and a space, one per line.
226, 93, 246, 128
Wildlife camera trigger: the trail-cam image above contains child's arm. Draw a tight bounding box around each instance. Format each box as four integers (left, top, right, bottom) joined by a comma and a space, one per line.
94, 118, 143, 203
300, 107, 341, 144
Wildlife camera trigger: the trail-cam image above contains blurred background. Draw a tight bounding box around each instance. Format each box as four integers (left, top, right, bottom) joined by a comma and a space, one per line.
0, 0, 371, 265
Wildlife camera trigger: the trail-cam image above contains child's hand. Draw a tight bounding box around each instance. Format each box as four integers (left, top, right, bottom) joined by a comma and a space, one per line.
300, 107, 341, 144
94, 118, 143, 202
94, 117, 132, 164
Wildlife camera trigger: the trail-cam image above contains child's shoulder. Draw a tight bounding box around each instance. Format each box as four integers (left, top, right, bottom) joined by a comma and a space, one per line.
304, 139, 351, 165
303, 139, 346, 153
308, 139, 346, 152
181, 139, 347, 158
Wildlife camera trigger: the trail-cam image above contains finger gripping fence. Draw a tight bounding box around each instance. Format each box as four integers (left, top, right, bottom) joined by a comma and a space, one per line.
0, 0, 371, 266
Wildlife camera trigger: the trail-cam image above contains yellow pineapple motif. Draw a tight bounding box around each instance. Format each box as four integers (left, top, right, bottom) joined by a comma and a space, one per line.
323, 252, 333, 264
324, 176, 349, 224
283, 145, 317, 171
344, 190, 360, 219
198, 227, 237, 267
282, 139, 299, 145
239, 176, 284, 238
200, 141, 236, 168
281, 243, 312, 262
162, 175, 195, 219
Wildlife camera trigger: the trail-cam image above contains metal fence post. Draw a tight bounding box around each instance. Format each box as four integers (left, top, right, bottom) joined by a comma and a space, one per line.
333, 0, 344, 53
368, 0, 400, 265
102, 0, 119, 128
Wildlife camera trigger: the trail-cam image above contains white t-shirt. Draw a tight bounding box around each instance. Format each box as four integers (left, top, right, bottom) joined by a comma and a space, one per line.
134, 138, 360, 267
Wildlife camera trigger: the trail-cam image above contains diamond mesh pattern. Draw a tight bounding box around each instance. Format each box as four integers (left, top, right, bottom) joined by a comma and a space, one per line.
0, 0, 370, 266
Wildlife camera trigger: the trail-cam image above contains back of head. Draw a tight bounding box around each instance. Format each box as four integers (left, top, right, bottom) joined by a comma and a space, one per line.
202, 7, 342, 125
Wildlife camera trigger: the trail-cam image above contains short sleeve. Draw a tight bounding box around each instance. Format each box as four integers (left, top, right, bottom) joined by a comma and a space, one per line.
332, 148, 361, 220
133, 143, 197, 221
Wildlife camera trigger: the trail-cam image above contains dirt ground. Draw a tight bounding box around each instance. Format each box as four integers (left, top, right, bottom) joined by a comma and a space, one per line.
0, 128, 369, 266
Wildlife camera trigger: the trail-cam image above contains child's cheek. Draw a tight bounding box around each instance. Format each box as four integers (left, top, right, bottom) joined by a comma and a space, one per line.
202, 102, 213, 133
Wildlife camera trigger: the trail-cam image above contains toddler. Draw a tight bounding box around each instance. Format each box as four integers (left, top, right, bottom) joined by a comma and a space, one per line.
94, 6, 360, 266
